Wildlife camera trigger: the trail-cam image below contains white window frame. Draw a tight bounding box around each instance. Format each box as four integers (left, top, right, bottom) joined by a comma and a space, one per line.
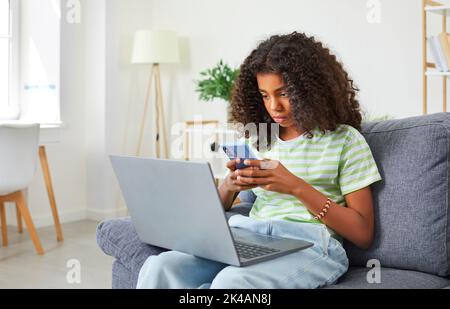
0, 0, 20, 120
10, 0, 19, 118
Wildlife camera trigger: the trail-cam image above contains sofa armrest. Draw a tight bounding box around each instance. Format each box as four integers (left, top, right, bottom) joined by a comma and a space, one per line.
96, 217, 167, 272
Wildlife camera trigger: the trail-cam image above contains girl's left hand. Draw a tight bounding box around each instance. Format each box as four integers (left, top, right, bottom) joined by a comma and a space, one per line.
234, 159, 304, 195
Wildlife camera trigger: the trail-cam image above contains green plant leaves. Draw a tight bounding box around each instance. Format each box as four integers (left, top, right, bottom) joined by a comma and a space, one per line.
195, 60, 240, 103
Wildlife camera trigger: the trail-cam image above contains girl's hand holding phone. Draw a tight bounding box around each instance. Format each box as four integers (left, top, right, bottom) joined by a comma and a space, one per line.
220, 144, 303, 195
234, 159, 305, 196
223, 158, 259, 193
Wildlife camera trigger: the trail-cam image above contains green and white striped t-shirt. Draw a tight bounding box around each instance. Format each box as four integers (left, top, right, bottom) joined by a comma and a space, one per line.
249, 124, 382, 231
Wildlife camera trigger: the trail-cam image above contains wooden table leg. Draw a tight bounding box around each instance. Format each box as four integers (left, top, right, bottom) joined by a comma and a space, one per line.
0, 202, 8, 246
39, 146, 64, 242
16, 205, 23, 233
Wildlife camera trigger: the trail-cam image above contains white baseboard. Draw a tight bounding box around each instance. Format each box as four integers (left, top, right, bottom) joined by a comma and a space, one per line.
7, 208, 88, 229
4, 206, 128, 229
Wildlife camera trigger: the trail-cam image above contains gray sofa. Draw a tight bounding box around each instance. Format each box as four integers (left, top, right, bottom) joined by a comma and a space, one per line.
97, 113, 450, 289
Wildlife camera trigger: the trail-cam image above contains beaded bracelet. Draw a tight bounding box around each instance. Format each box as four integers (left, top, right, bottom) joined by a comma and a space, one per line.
313, 198, 332, 221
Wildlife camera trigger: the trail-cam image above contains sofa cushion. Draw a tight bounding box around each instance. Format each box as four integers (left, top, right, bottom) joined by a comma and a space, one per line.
326, 267, 450, 289
344, 113, 450, 277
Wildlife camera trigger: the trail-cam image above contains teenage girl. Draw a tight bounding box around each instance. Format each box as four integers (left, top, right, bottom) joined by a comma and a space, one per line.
137, 31, 382, 289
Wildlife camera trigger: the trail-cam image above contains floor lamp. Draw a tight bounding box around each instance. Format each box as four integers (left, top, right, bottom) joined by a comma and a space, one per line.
131, 30, 180, 158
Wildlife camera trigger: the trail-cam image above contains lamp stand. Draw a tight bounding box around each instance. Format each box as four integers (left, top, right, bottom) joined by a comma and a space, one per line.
136, 63, 169, 158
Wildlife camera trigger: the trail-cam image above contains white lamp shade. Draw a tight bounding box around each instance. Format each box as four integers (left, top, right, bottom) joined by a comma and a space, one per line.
131, 30, 180, 64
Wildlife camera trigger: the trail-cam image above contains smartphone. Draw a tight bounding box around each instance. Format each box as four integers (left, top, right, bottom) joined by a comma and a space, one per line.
222, 143, 257, 169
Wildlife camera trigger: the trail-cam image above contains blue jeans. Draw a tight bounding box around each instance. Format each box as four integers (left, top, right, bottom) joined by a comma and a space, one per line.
136, 215, 349, 289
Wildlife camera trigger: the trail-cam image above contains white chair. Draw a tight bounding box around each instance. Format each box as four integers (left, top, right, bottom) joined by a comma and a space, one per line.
0, 124, 44, 255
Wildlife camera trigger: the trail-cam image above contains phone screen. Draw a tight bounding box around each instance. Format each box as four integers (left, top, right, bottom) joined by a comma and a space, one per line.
222, 143, 257, 169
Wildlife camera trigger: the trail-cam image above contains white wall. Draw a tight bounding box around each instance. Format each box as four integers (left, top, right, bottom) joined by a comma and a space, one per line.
83, 0, 111, 220
84, 0, 156, 219
12, 0, 450, 228
144, 0, 445, 120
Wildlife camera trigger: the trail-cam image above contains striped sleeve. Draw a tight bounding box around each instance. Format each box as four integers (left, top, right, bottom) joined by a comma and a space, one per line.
338, 129, 382, 195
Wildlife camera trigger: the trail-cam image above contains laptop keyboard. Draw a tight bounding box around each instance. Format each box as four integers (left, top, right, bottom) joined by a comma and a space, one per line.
235, 241, 280, 260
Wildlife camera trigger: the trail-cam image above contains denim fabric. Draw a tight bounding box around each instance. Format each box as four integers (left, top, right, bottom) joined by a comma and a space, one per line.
136, 215, 349, 289
238, 190, 257, 204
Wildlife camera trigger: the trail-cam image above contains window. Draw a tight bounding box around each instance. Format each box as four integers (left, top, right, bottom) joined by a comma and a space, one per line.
20, 0, 60, 124
0, 0, 61, 123
0, 0, 18, 120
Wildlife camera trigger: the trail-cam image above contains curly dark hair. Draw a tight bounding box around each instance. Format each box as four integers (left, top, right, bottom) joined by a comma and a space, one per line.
231, 31, 362, 150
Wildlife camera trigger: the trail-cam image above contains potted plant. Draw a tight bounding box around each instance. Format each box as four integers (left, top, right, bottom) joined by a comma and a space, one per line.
195, 60, 240, 122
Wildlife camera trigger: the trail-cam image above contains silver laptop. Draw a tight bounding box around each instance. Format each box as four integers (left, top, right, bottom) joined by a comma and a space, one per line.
110, 156, 313, 267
